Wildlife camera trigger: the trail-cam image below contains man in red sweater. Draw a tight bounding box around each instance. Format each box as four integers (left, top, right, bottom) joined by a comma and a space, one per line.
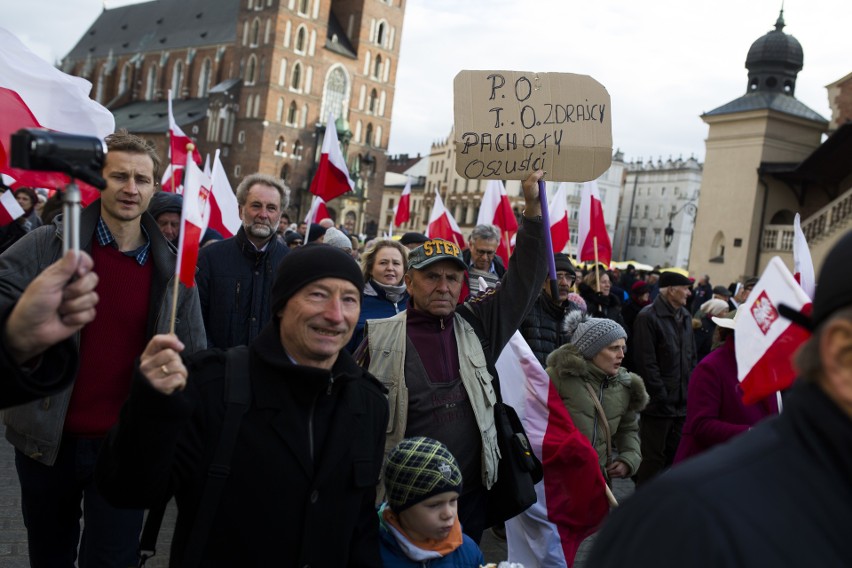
0, 130, 206, 567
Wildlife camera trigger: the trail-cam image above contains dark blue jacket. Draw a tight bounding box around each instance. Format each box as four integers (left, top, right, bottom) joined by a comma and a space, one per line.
196, 227, 289, 348
346, 281, 409, 352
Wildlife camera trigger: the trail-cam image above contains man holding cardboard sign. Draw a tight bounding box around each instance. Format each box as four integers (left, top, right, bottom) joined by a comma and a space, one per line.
359, 169, 548, 543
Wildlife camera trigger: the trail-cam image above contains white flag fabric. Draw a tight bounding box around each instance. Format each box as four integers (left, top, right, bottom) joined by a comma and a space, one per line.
735, 256, 812, 404
792, 213, 815, 299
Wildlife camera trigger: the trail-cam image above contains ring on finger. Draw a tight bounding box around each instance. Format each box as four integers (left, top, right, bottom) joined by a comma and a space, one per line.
161, 364, 169, 376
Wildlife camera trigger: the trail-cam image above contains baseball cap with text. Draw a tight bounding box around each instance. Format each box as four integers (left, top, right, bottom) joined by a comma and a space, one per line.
407, 239, 466, 271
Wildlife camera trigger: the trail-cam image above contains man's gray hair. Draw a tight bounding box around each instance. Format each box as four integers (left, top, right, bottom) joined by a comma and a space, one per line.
469, 224, 500, 243
235, 173, 290, 210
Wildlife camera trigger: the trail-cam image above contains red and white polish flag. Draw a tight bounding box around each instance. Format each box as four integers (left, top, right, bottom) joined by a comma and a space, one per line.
206, 150, 241, 237
163, 89, 202, 193
0, 27, 114, 204
303, 195, 331, 243
497, 332, 610, 567
477, 180, 518, 266
175, 154, 209, 288
426, 189, 465, 250
393, 176, 411, 229
577, 180, 611, 266
735, 256, 812, 405
0, 189, 25, 226
309, 114, 354, 202
549, 182, 571, 255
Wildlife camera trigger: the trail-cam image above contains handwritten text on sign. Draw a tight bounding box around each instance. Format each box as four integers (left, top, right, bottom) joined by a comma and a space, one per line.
453, 71, 612, 182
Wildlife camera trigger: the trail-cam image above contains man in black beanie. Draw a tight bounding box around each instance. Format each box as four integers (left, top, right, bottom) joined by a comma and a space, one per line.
631, 270, 696, 486
96, 244, 390, 566
519, 252, 581, 366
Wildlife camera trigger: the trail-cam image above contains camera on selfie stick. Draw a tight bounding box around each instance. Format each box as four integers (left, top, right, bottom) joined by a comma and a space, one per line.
9, 128, 107, 254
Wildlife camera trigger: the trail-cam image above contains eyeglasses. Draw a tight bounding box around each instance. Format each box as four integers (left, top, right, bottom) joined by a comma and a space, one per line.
473, 248, 496, 257
556, 272, 575, 284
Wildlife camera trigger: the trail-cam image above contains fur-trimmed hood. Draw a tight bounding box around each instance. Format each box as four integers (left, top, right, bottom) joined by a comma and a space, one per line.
546, 343, 649, 413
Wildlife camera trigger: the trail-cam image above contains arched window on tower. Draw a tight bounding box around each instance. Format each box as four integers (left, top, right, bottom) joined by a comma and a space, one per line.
246, 55, 258, 85
287, 101, 298, 125
365, 123, 373, 146
320, 66, 348, 123
251, 18, 261, 46
368, 89, 377, 113
373, 55, 382, 80
291, 62, 302, 90
295, 26, 307, 53
276, 97, 285, 122
710, 231, 726, 263
376, 22, 385, 46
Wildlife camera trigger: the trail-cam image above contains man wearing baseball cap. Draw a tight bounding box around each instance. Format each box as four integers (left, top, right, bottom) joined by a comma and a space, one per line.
589, 230, 852, 567
631, 270, 697, 486
359, 170, 548, 542
97, 244, 389, 566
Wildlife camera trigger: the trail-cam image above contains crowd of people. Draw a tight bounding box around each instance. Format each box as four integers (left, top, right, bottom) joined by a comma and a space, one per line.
1, 131, 849, 566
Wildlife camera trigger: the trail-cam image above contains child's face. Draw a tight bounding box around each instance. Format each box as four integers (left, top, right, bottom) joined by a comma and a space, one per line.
398, 491, 459, 541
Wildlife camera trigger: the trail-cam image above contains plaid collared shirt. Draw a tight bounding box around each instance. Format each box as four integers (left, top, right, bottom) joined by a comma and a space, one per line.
94, 217, 151, 266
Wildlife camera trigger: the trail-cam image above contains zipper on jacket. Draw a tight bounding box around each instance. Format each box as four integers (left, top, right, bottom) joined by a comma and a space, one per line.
235, 281, 241, 305
326, 373, 335, 395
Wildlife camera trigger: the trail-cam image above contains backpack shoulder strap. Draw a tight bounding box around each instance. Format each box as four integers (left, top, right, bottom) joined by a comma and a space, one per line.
182, 346, 251, 567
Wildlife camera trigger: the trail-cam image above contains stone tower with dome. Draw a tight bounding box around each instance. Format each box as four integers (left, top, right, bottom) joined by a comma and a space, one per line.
688, 11, 829, 286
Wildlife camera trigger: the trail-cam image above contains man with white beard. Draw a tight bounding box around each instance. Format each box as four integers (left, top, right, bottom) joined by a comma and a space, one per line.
196, 173, 290, 347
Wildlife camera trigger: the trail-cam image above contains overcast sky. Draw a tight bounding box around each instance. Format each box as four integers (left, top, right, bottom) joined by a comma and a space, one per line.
5, 0, 850, 164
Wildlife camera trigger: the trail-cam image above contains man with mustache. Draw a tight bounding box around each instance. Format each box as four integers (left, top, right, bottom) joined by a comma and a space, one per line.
196, 173, 290, 347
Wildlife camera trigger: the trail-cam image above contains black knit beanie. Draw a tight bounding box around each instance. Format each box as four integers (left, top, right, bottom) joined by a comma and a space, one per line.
270, 243, 364, 316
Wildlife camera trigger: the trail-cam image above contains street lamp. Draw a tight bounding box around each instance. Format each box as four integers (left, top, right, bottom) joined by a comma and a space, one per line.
349, 152, 375, 235
664, 201, 697, 248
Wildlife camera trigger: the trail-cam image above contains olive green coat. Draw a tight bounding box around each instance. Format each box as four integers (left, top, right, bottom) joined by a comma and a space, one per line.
546, 344, 649, 478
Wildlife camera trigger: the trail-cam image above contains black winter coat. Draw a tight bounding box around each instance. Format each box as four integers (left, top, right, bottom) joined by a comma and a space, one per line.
590, 381, 852, 567
196, 228, 289, 348
578, 283, 627, 330
519, 292, 578, 366
96, 324, 389, 567
631, 295, 696, 417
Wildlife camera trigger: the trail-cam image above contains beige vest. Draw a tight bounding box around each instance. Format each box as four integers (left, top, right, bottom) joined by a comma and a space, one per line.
365, 310, 500, 490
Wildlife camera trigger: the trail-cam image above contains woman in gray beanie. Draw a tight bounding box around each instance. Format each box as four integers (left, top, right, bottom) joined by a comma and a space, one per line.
546, 311, 649, 482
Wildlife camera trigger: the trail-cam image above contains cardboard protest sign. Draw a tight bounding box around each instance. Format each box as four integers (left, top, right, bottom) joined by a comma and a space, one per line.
454, 71, 612, 182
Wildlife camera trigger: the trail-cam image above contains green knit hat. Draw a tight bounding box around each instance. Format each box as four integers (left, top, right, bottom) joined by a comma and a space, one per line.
384, 437, 463, 512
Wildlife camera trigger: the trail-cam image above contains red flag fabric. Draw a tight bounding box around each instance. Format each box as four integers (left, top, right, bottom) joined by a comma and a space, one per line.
165, 90, 202, 193
577, 180, 611, 266
549, 182, 571, 255
309, 114, 354, 202
0, 189, 25, 226
498, 332, 610, 566
393, 177, 411, 227
0, 27, 114, 204
735, 257, 812, 404
175, 155, 207, 288
426, 190, 465, 250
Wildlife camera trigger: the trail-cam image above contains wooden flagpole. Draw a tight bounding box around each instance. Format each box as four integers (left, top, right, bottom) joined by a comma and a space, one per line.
594, 236, 600, 292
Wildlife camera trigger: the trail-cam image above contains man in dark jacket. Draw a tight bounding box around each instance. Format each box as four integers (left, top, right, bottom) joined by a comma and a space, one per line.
1, 131, 206, 566
196, 173, 289, 347
519, 253, 580, 366
689, 274, 712, 314
589, 230, 852, 567
631, 271, 696, 486
97, 244, 389, 567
